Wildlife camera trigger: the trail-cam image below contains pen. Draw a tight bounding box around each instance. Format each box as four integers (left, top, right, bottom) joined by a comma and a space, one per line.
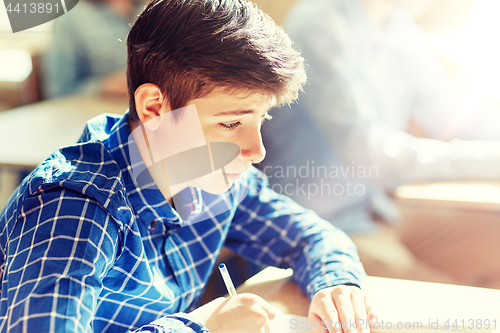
218, 263, 237, 297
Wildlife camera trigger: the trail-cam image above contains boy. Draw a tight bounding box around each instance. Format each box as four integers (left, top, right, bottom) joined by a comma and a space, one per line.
0, 0, 371, 332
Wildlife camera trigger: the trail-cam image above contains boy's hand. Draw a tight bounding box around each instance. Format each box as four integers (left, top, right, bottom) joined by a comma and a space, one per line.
190, 293, 276, 333
308, 285, 376, 333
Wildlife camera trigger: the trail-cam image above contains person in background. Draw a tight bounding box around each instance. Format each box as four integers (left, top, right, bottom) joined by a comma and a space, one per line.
42, 0, 144, 99
261, 0, 500, 287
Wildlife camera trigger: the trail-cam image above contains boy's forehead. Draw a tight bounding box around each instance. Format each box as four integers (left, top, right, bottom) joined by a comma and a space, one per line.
187, 89, 276, 113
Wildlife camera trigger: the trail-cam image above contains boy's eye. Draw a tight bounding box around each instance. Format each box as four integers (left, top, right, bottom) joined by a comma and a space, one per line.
219, 121, 241, 130
218, 113, 272, 130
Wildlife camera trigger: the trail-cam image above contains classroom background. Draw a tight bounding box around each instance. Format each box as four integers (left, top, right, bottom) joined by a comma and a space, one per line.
0, 0, 499, 290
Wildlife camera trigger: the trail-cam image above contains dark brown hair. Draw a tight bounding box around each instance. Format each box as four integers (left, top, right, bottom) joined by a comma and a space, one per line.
126, 0, 306, 121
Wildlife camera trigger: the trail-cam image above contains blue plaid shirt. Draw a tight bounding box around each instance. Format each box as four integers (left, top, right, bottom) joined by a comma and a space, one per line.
0, 113, 365, 332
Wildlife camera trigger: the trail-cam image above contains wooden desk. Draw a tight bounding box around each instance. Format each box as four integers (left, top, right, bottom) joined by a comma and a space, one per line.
0, 95, 128, 169
238, 267, 500, 331
393, 182, 500, 286
395, 182, 500, 212
0, 95, 128, 208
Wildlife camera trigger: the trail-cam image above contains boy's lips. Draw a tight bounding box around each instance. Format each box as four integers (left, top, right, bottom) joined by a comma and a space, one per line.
224, 172, 243, 181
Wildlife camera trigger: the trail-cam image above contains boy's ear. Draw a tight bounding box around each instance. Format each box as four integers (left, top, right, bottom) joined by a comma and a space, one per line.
134, 83, 171, 130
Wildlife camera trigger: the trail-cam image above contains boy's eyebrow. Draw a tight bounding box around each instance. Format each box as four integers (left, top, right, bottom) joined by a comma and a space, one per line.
213, 110, 255, 116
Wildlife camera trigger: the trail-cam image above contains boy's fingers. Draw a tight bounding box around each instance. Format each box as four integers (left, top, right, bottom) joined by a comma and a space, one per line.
351, 291, 369, 333
333, 291, 356, 333
263, 304, 276, 321
308, 312, 330, 333
315, 297, 341, 333
253, 295, 276, 320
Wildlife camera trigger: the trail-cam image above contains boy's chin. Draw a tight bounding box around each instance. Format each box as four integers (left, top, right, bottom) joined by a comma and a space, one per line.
170, 172, 237, 196
191, 170, 241, 194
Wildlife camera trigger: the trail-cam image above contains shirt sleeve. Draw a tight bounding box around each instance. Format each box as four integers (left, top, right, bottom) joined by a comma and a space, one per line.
283, 2, 500, 189
225, 168, 366, 300
0, 187, 208, 333
1, 187, 119, 332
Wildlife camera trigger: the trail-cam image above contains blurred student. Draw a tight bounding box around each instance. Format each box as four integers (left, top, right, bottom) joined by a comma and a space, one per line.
0, 0, 375, 331
261, 0, 500, 287
42, 0, 144, 99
